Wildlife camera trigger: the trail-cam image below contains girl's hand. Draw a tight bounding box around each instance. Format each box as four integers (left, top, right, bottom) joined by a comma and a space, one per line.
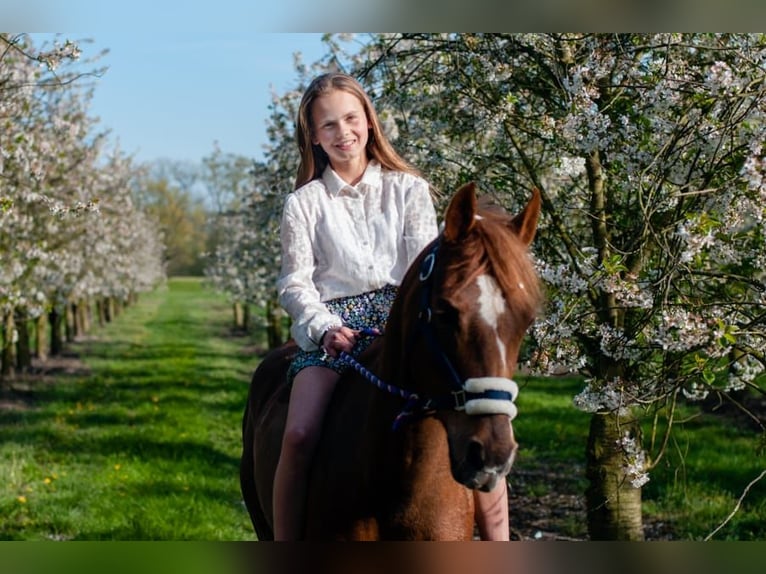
321, 325, 359, 358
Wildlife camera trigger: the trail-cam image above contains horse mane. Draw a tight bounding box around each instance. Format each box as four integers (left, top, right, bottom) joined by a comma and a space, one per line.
441, 195, 542, 327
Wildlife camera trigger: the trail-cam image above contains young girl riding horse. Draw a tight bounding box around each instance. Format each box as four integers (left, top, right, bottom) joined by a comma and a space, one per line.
273, 72, 511, 540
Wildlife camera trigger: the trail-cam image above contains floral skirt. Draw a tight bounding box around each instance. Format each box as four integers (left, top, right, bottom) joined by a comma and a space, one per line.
287, 284, 397, 384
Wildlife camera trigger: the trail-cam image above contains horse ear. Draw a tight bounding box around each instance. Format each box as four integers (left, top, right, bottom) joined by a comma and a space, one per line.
509, 187, 541, 246
443, 182, 478, 242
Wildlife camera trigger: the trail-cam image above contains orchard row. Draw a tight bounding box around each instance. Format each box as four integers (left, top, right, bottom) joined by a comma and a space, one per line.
0, 34, 164, 377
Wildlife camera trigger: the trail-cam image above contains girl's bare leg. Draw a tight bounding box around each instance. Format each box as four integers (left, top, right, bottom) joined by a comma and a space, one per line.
474, 481, 510, 541
273, 366, 339, 540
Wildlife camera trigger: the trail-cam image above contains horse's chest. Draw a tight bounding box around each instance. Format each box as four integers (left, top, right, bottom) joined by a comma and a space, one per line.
380, 476, 474, 540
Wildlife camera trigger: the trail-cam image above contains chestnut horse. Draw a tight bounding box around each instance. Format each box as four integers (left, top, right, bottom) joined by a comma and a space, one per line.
240, 182, 542, 540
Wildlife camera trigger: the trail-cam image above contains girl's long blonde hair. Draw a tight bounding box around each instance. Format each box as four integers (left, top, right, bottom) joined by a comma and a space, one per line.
294, 73, 420, 190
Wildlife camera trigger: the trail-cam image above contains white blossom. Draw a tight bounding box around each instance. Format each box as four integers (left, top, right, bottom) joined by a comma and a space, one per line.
619, 432, 650, 489
573, 378, 632, 415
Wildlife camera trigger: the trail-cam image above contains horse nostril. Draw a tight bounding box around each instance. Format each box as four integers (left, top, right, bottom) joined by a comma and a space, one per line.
466, 439, 485, 471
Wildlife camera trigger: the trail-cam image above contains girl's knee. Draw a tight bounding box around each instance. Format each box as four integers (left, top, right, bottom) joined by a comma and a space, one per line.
281, 424, 319, 457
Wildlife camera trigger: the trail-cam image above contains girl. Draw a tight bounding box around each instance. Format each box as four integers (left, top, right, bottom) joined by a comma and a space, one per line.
273, 72, 509, 541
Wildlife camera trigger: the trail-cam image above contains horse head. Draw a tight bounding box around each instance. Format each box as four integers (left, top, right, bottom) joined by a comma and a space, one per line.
386, 182, 542, 492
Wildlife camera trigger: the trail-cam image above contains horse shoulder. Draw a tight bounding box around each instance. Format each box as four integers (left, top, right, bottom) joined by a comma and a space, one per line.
304, 342, 399, 539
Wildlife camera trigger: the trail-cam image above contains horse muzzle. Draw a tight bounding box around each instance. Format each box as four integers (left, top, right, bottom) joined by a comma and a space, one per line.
451, 430, 517, 491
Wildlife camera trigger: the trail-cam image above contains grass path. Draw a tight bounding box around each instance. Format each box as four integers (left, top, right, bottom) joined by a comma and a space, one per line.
0, 278, 257, 540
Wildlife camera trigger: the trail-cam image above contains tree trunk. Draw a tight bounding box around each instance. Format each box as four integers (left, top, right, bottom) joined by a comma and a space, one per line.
233, 302, 245, 331
585, 411, 645, 540
114, 297, 123, 318
1, 311, 15, 381
49, 307, 64, 356
104, 297, 114, 323
96, 299, 106, 327
35, 314, 47, 361
14, 310, 31, 373
65, 302, 76, 342
266, 298, 285, 350
77, 298, 90, 335
243, 303, 250, 332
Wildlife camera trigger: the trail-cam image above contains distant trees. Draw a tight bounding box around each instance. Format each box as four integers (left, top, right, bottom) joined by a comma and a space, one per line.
138, 173, 207, 277
202, 155, 296, 343
199, 143, 262, 332
202, 51, 358, 344
0, 33, 165, 381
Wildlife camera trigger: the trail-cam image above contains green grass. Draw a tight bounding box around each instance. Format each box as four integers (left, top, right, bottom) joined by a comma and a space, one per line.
0, 278, 256, 540
514, 376, 593, 463
641, 404, 766, 540
509, 376, 591, 538
513, 375, 766, 540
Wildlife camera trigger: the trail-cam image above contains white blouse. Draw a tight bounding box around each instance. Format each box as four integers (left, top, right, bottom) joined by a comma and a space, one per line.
277, 161, 438, 351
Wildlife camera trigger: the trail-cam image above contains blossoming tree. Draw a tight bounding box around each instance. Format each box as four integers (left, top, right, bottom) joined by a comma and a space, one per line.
0, 33, 165, 380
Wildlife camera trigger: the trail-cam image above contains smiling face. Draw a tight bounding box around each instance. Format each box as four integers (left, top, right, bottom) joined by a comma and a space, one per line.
310, 89, 371, 183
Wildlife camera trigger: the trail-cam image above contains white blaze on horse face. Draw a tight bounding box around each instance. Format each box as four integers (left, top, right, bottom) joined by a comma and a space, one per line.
475, 274, 508, 370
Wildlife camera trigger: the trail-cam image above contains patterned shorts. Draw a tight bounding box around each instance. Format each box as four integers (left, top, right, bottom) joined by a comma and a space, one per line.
287, 284, 398, 384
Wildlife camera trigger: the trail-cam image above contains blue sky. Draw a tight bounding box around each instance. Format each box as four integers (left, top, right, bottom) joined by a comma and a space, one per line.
29, 31, 330, 164
18, 0, 390, 167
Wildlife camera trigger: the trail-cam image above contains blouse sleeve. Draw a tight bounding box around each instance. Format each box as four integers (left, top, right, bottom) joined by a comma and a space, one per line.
276, 194, 343, 351
403, 177, 439, 266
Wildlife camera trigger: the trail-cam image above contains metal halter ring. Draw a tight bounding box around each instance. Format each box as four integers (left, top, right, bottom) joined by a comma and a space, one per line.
419, 252, 436, 281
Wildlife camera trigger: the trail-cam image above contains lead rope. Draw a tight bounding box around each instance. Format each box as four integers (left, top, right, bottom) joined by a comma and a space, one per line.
337, 329, 424, 430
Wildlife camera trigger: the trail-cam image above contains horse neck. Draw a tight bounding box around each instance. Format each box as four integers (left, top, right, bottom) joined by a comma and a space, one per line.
378, 283, 412, 382
364, 338, 469, 536
348, 369, 455, 514
374, 294, 451, 478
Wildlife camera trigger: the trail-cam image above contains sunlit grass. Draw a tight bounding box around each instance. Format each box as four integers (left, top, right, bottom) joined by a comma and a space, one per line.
514, 376, 592, 463
0, 278, 256, 540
